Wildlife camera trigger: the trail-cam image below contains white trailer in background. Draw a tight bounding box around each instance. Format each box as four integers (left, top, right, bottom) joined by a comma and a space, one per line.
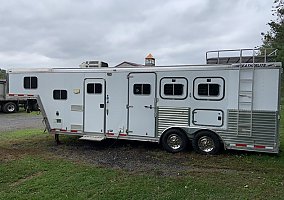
7, 49, 282, 154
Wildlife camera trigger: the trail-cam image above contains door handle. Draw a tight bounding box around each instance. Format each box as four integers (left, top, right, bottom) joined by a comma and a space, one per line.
144, 105, 153, 109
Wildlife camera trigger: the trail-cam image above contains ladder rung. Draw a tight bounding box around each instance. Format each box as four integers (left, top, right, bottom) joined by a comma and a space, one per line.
240, 90, 252, 93
240, 79, 253, 82
239, 101, 252, 103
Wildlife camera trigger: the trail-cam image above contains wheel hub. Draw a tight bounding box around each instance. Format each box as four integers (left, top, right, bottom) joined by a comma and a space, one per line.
167, 134, 182, 150
198, 136, 215, 152
7, 105, 15, 112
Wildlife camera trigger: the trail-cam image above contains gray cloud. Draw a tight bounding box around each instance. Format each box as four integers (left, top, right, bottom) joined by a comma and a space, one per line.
0, 0, 274, 68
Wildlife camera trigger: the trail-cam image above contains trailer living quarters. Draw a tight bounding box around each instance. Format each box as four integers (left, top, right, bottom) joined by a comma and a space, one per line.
7, 49, 282, 154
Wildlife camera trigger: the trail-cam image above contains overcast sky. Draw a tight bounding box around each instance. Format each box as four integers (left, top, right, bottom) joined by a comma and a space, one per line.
0, 0, 275, 69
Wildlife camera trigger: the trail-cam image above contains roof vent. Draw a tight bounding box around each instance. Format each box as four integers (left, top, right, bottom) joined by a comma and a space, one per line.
80, 61, 108, 68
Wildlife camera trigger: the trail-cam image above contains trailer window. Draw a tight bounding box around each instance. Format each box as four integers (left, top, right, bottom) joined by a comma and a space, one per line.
133, 84, 151, 95
193, 77, 224, 101
198, 84, 220, 96
24, 77, 38, 89
164, 84, 184, 96
160, 77, 188, 100
87, 83, 102, 94
53, 90, 67, 100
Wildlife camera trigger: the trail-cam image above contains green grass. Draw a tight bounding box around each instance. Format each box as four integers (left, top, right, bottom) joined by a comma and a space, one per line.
0, 110, 284, 199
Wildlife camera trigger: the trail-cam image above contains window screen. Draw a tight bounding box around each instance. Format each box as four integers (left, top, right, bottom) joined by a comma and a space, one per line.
24, 77, 38, 89
133, 84, 151, 95
198, 84, 220, 96
87, 83, 102, 94
53, 90, 67, 100
164, 84, 184, 96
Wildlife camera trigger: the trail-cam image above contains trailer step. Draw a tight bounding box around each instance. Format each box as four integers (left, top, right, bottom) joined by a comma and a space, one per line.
79, 135, 106, 141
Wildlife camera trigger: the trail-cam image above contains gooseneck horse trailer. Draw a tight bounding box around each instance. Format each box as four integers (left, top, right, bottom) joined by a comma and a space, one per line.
7, 49, 282, 154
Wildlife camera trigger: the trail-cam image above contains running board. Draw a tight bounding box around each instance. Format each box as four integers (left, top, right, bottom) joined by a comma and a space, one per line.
79, 135, 106, 141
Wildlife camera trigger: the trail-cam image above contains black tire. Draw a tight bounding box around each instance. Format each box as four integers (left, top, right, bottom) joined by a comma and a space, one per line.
161, 129, 189, 153
3, 102, 17, 113
192, 131, 221, 155
32, 102, 40, 111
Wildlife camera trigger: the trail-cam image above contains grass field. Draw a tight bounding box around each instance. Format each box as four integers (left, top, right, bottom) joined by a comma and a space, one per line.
0, 113, 284, 199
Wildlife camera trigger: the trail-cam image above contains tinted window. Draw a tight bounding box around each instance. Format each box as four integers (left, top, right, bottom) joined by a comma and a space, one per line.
87, 83, 94, 94
24, 76, 37, 89
133, 84, 151, 95
53, 90, 67, 100
198, 84, 220, 96
209, 84, 220, 96
95, 83, 102, 94
87, 83, 102, 94
164, 84, 184, 96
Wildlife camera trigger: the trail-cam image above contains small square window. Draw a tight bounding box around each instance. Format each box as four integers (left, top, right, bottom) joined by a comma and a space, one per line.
198, 84, 208, 96
209, 84, 220, 96
133, 84, 151, 95
95, 83, 102, 94
61, 90, 67, 99
87, 83, 94, 94
87, 83, 102, 94
24, 76, 38, 89
198, 84, 219, 96
164, 84, 184, 96
53, 90, 67, 100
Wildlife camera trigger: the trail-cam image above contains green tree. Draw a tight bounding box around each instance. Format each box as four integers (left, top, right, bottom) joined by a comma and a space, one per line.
0, 69, 6, 79
262, 0, 284, 64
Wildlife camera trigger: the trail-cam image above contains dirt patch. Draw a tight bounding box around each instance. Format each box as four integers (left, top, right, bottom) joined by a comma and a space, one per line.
0, 112, 268, 177
44, 137, 247, 176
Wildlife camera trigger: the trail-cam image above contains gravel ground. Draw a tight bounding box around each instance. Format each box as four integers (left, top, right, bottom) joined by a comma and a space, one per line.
0, 111, 233, 176
0, 111, 44, 132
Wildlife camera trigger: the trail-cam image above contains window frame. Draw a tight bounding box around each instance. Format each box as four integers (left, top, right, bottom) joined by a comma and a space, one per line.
193, 77, 225, 101
53, 89, 68, 100
87, 83, 103, 94
23, 76, 38, 89
133, 83, 151, 95
160, 77, 188, 100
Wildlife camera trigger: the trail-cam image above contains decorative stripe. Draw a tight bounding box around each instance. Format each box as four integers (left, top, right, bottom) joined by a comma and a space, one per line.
8, 93, 34, 97
229, 143, 273, 150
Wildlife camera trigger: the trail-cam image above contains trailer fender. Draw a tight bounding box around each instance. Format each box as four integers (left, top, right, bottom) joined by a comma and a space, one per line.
159, 127, 189, 153
159, 126, 190, 144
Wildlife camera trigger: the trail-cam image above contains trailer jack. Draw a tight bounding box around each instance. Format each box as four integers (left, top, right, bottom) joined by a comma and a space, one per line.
55, 134, 61, 145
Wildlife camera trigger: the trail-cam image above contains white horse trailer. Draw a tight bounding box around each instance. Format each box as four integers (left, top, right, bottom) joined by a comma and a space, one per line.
7, 49, 282, 154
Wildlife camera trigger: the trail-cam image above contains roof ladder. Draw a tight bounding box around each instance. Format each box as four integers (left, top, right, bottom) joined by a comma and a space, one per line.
237, 49, 256, 136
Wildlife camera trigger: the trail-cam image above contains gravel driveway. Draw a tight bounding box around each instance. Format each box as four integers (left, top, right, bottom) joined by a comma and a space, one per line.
0, 111, 44, 132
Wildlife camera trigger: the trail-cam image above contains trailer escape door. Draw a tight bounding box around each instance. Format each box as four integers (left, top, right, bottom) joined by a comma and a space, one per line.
84, 78, 106, 133
128, 73, 156, 137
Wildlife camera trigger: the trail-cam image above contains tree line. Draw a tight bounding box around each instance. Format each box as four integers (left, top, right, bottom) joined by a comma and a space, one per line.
262, 0, 284, 64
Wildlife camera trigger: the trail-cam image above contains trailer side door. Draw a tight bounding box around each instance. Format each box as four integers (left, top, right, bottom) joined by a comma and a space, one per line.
84, 78, 106, 134
128, 73, 156, 137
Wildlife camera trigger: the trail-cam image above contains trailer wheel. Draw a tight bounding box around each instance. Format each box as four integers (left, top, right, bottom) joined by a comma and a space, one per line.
192, 131, 221, 155
3, 102, 17, 113
161, 129, 189, 153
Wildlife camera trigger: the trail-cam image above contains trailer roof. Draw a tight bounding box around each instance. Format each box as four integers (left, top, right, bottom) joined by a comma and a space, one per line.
8, 62, 282, 74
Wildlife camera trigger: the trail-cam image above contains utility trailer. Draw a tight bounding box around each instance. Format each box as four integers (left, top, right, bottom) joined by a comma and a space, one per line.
7, 49, 282, 154
0, 79, 38, 113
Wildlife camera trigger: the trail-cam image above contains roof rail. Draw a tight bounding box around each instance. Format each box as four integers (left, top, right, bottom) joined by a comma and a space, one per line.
206, 48, 277, 64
